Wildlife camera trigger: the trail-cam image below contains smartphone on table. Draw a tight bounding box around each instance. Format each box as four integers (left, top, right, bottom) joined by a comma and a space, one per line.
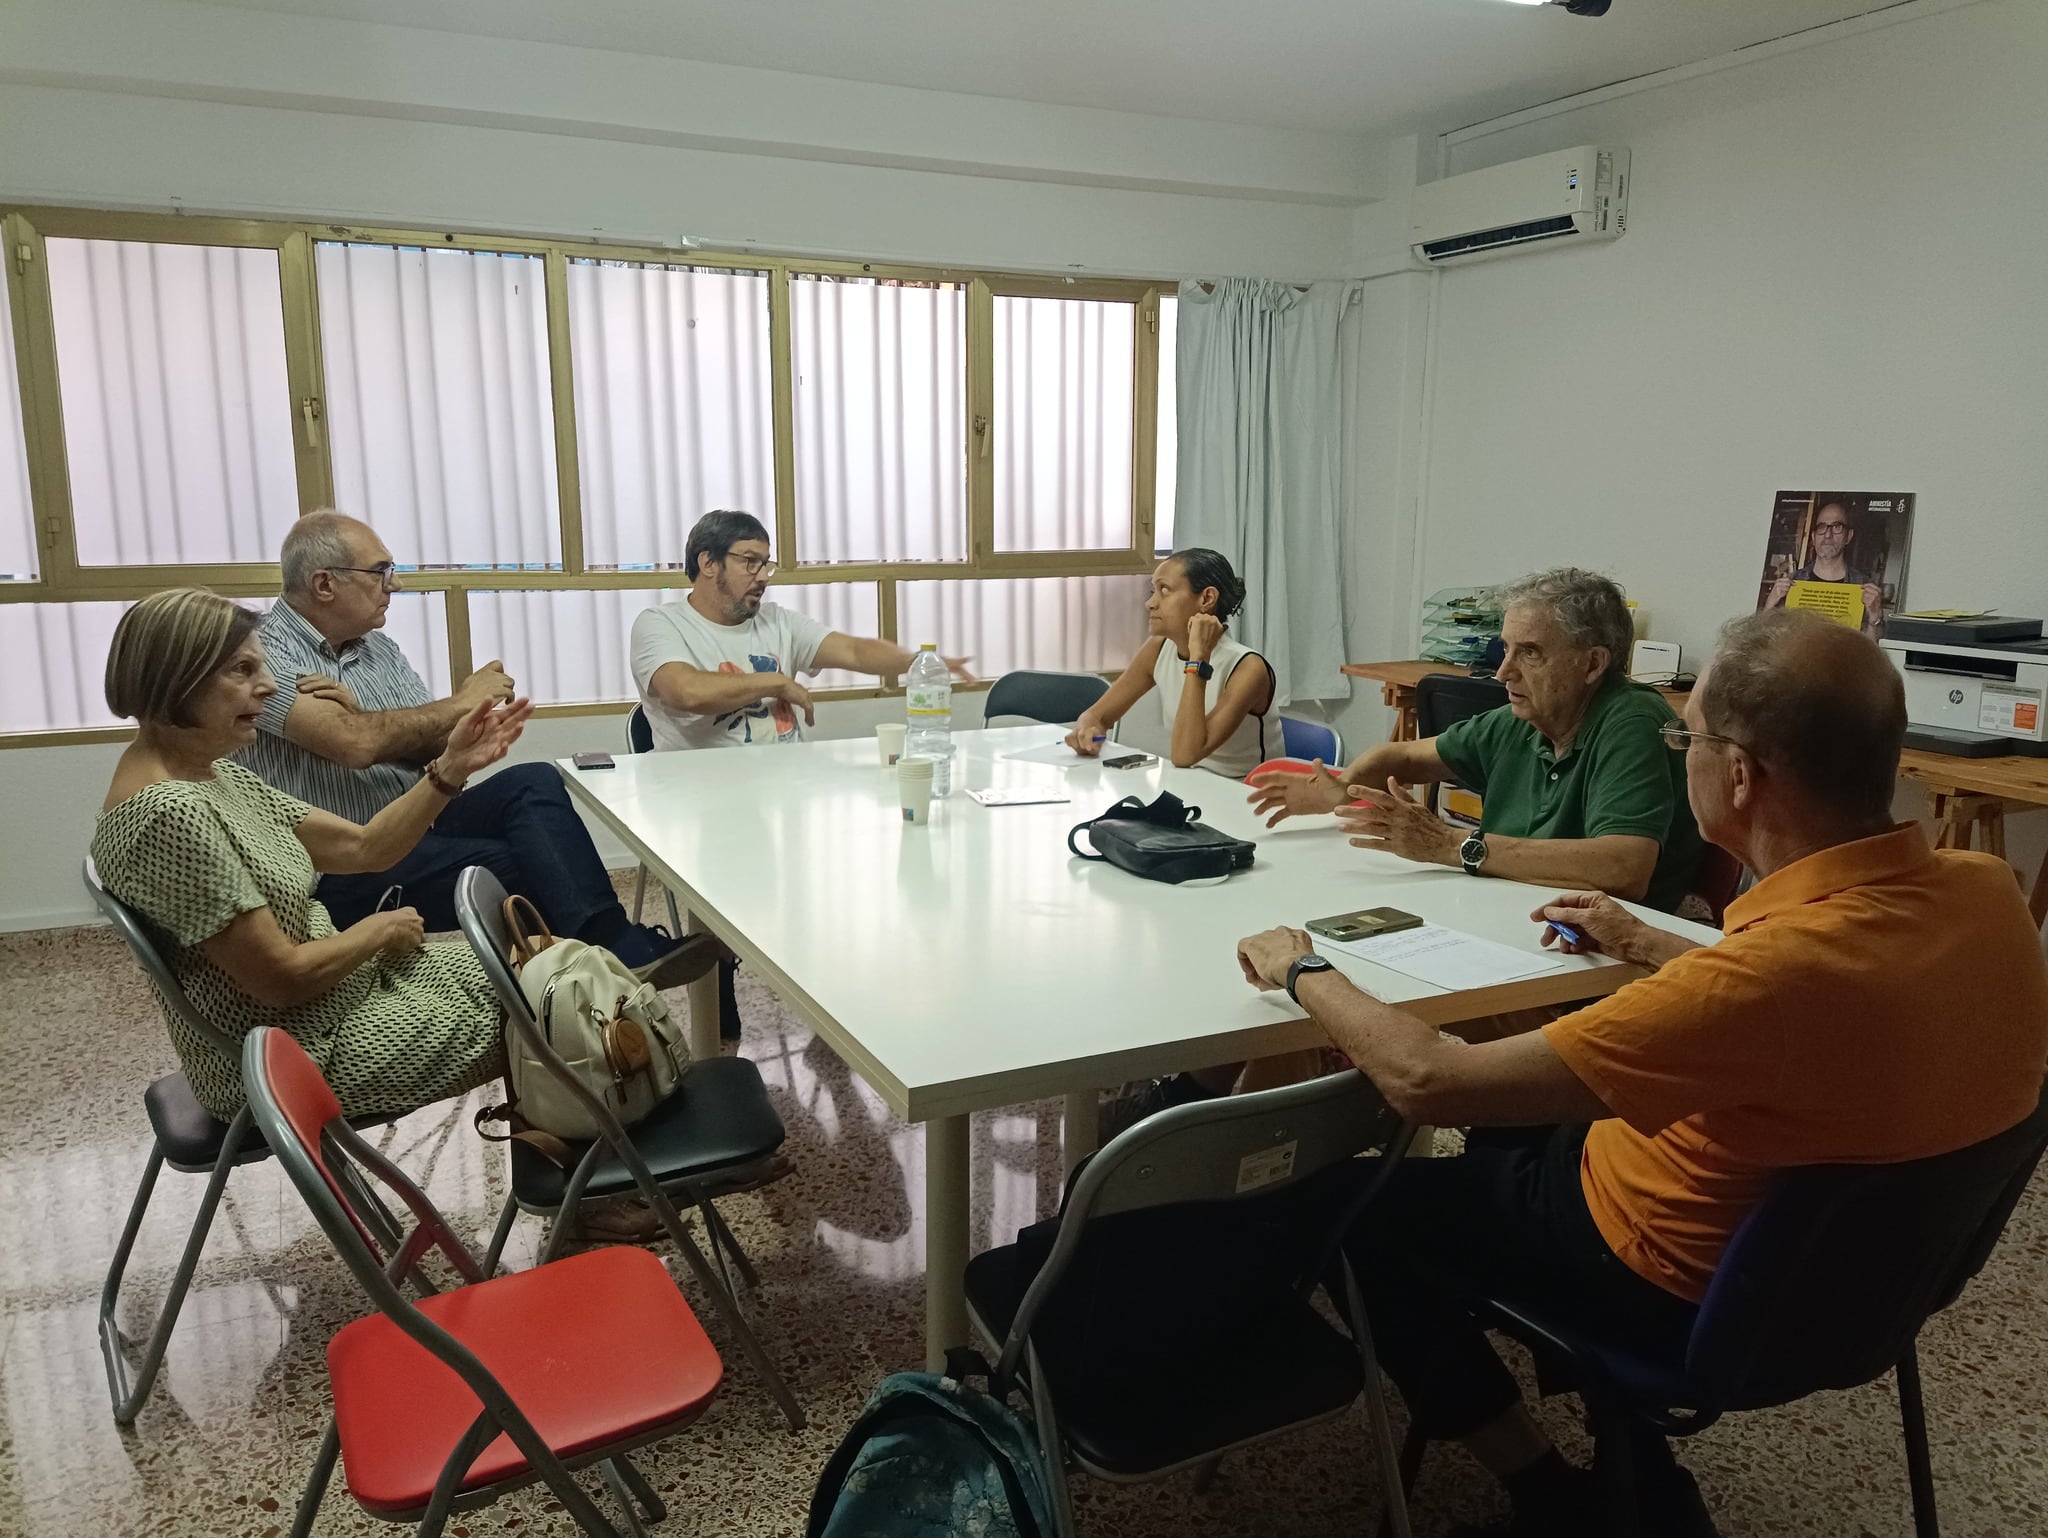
1101, 751, 1157, 770
572, 752, 616, 770
1305, 907, 1424, 943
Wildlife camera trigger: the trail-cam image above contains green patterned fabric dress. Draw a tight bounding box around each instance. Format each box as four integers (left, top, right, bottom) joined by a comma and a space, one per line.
91, 760, 505, 1119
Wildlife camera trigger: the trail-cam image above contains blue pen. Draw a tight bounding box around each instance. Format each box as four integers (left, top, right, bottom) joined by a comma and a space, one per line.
1546, 920, 1583, 946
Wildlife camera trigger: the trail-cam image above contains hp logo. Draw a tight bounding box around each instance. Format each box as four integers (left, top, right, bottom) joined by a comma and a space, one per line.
1949, 688, 1966, 706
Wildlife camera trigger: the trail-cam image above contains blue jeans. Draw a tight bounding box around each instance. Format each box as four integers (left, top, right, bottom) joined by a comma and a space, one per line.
317, 762, 624, 939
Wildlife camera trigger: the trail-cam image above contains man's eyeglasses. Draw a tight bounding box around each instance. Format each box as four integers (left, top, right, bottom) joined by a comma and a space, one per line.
329, 562, 401, 592
724, 553, 778, 578
1812, 520, 1850, 535
1660, 720, 1746, 755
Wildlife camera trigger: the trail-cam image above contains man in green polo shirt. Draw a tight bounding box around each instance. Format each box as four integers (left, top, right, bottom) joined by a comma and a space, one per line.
1251, 567, 1703, 911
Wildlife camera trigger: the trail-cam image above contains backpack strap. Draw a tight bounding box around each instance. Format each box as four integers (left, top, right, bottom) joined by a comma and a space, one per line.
500, 893, 557, 969
472, 1101, 574, 1165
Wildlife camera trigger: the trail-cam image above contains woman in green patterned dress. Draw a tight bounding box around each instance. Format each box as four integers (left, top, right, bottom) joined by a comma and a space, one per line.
92, 587, 533, 1120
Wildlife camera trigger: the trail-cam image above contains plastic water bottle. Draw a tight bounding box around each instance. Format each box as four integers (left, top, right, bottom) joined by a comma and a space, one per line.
904, 643, 954, 797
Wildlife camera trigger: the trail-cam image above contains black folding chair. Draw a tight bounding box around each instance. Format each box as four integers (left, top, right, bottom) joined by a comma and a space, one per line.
85, 858, 401, 1424
452, 864, 804, 1430
1397, 1090, 2048, 1537
983, 670, 1111, 727
964, 1070, 1419, 1538
1412, 672, 1507, 739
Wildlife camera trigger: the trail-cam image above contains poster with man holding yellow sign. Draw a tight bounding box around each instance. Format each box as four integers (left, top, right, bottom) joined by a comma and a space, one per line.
1757, 490, 1914, 638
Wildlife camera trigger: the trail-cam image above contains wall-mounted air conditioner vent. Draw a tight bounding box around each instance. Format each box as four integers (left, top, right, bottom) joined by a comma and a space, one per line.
1412, 146, 1629, 266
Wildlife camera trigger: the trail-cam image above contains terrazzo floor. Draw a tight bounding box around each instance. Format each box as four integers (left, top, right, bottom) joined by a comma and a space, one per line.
2, 896, 2044, 1538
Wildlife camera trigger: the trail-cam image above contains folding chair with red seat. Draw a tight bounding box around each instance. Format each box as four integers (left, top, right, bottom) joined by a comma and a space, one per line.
243, 1026, 725, 1538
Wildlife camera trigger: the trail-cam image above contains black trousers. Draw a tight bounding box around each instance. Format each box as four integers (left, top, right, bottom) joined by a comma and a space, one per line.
1346, 1124, 1699, 1441
317, 762, 624, 938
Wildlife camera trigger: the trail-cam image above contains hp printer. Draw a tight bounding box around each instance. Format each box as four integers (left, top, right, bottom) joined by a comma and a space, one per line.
1880, 616, 2048, 757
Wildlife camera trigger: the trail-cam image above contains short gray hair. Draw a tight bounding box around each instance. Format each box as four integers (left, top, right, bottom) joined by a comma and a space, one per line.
280, 510, 358, 596
1489, 567, 1634, 674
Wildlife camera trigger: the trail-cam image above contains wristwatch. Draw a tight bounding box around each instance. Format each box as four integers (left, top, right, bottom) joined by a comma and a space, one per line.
1460, 830, 1489, 876
1286, 953, 1335, 1004
1184, 658, 1215, 682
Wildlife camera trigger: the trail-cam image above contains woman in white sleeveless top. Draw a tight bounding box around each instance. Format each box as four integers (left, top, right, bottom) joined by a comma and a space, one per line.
1064, 548, 1275, 779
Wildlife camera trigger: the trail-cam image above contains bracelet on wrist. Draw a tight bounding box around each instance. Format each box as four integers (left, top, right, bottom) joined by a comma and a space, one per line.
423, 759, 465, 798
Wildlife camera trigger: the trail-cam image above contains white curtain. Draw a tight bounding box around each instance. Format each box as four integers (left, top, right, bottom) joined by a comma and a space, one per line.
1172, 278, 1358, 706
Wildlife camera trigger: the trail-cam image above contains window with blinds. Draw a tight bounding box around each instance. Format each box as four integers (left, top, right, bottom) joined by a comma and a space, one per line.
45, 238, 299, 568
317, 242, 561, 571
992, 295, 1135, 553
0, 205, 1172, 739
791, 273, 968, 566
568, 258, 775, 572
1, 286, 36, 583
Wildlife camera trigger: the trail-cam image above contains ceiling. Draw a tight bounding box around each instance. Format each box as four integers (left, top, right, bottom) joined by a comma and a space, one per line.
200, 0, 1905, 138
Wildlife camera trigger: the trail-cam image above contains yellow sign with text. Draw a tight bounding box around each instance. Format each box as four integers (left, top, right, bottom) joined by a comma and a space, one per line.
1786, 580, 1866, 630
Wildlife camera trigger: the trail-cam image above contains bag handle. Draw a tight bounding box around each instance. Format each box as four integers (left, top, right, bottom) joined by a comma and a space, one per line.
1066, 818, 1105, 861
500, 893, 557, 970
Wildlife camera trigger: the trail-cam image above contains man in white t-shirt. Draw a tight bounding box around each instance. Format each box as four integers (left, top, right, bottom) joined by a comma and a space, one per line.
631, 509, 967, 749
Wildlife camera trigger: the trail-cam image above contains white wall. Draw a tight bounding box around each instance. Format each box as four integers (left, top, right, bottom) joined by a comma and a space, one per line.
1413, 0, 2048, 888
0, 0, 1371, 278
8, 693, 985, 933
1416, 0, 2048, 662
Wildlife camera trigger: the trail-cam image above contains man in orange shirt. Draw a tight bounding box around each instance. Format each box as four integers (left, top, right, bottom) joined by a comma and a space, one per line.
1236, 610, 2048, 1537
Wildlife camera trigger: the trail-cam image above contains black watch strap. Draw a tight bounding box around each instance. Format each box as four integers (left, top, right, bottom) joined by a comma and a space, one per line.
1286, 954, 1334, 1004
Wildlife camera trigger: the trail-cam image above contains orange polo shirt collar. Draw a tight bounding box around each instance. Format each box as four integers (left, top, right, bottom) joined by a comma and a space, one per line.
1721, 822, 1933, 934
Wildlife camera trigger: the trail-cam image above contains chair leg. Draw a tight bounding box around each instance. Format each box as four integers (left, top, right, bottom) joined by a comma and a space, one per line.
1342, 1257, 1415, 1538
102, 1109, 255, 1425
1590, 1405, 1643, 1538
1897, 1344, 1942, 1538
602, 1457, 662, 1538
663, 889, 683, 938
290, 1416, 341, 1538
611, 1453, 667, 1522
631, 865, 649, 925
656, 1199, 806, 1431
698, 1195, 762, 1290
539, 1144, 611, 1265
1024, 1339, 1079, 1538
481, 1193, 520, 1275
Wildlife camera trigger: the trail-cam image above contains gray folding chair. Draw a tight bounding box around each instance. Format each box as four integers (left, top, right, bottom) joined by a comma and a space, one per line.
86, 859, 404, 1425
983, 670, 1111, 727
453, 865, 804, 1430
625, 704, 683, 934
963, 1070, 1418, 1538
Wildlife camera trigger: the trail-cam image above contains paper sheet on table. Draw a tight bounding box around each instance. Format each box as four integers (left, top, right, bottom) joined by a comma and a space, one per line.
1000, 739, 1093, 767
1319, 923, 1568, 991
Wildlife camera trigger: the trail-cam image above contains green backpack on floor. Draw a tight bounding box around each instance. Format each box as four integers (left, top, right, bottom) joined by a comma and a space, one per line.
807, 1366, 1055, 1538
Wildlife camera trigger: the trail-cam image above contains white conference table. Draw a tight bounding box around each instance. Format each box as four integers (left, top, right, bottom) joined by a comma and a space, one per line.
560, 725, 1719, 1368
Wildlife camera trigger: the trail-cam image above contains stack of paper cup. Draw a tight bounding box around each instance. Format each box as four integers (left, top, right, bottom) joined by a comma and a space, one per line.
897, 755, 936, 825
876, 721, 907, 765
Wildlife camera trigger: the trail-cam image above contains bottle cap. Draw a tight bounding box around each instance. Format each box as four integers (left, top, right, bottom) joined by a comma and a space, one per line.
921, 642, 937, 650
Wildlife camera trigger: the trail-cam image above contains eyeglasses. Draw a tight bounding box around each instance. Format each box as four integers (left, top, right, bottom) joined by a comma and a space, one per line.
724, 553, 778, 578
1660, 720, 1747, 755
329, 562, 401, 591
1813, 522, 1850, 534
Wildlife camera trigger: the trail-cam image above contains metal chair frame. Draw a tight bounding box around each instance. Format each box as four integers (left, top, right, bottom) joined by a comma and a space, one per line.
1390, 1095, 2048, 1538
452, 865, 804, 1431
86, 859, 409, 1424
243, 1028, 705, 1538
968, 1070, 1419, 1538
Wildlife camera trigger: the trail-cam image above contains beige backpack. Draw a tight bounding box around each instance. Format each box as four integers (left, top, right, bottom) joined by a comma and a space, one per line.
494, 894, 690, 1144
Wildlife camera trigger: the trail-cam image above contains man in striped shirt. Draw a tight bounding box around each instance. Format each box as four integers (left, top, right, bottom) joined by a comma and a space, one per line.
239, 511, 699, 978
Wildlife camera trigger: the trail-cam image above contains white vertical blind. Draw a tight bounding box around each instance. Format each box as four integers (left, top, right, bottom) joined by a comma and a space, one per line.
317, 243, 560, 570
898, 575, 1149, 678
467, 582, 879, 705
791, 274, 966, 565
45, 239, 298, 567
568, 260, 774, 571
993, 296, 1134, 552
1, 285, 37, 582
1155, 293, 1178, 555
372, 592, 453, 699
0, 601, 126, 731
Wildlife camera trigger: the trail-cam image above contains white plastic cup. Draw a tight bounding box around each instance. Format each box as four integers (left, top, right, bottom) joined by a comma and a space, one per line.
876, 721, 908, 766
897, 755, 936, 825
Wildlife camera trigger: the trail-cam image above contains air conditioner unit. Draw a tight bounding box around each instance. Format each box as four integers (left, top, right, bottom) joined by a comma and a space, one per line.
1411, 145, 1629, 265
